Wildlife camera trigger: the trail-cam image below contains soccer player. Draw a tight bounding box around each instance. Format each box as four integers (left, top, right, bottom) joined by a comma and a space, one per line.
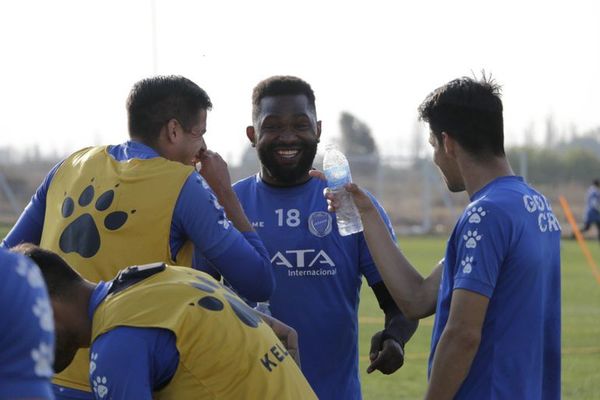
317, 76, 561, 399
2, 75, 274, 399
11, 243, 316, 399
232, 75, 418, 399
580, 179, 600, 243
0, 247, 54, 399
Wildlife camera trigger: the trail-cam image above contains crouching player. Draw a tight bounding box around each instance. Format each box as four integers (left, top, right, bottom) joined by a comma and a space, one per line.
12, 244, 316, 399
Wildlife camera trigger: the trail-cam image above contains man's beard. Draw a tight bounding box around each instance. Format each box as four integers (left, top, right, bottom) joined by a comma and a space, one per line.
258, 140, 318, 185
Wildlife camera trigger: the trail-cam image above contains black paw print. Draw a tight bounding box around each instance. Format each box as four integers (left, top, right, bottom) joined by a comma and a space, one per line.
59, 180, 133, 258
190, 276, 262, 328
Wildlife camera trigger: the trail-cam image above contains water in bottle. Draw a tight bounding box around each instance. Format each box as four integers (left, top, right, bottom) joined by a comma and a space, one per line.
322, 147, 364, 236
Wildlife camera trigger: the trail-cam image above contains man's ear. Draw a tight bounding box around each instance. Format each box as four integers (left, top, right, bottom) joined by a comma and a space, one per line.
166, 119, 180, 144
246, 126, 257, 147
441, 132, 456, 158
316, 121, 322, 142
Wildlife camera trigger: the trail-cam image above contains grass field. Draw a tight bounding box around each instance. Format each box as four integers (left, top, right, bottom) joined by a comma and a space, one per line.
358, 236, 600, 399
1, 225, 598, 398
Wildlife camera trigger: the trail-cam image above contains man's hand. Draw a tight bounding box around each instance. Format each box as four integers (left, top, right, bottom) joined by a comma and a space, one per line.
256, 312, 301, 367
367, 330, 404, 374
308, 169, 376, 215
196, 150, 233, 198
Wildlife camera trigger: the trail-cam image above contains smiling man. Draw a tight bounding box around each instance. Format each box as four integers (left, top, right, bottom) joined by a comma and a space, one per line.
231, 75, 418, 399
2, 75, 274, 399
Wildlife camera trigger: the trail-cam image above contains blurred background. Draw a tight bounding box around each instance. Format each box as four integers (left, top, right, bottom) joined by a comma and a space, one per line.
1, 0, 599, 230
1, 2, 599, 398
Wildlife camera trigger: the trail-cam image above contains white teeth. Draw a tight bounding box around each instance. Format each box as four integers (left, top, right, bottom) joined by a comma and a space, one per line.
276, 149, 299, 158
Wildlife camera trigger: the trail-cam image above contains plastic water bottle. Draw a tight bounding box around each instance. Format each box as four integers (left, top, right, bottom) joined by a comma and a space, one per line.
254, 301, 271, 316
322, 147, 364, 236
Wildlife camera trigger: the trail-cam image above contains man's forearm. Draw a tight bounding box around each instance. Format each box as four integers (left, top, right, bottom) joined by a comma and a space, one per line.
373, 282, 419, 344
384, 311, 418, 345
425, 326, 481, 400
215, 189, 253, 232
360, 206, 440, 319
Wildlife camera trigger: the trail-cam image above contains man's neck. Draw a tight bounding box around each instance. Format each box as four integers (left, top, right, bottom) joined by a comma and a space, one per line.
459, 156, 514, 197
258, 168, 312, 188
75, 281, 97, 348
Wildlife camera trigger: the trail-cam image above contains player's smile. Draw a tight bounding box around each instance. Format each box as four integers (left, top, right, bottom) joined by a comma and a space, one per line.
276, 148, 300, 159
273, 146, 303, 164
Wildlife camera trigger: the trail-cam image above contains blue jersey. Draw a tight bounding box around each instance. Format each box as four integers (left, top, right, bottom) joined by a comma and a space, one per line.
234, 175, 394, 400
430, 176, 561, 399
0, 248, 55, 399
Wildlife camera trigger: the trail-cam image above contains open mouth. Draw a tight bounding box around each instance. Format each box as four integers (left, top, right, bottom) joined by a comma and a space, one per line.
274, 148, 301, 161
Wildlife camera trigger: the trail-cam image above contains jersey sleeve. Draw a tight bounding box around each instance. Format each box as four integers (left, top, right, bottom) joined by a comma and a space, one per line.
452, 201, 510, 298
172, 174, 274, 302
89, 327, 178, 400
0, 250, 54, 399
1, 160, 63, 248
359, 192, 397, 286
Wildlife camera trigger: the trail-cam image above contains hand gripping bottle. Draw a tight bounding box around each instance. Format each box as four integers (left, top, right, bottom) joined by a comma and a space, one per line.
322, 147, 364, 236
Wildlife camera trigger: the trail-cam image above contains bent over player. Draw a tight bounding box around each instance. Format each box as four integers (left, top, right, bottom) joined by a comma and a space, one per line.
13, 244, 316, 400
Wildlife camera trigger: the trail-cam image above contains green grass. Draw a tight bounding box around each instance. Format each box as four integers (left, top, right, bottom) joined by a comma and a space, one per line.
358, 236, 600, 399
0, 225, 9, 240
2, 224, 598, 398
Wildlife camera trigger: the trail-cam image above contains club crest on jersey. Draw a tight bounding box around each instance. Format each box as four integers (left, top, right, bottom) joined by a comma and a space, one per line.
308, 211, 332, 237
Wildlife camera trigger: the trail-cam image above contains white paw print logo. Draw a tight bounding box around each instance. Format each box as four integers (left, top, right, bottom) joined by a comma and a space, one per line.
461, 256, 474, 274
463, 230, 482, 248
90, 352, 98, 375
218, 218, 231, 229
16, 258, 29, 276
211, 197, 224, 211
32, 297, 54, 332
31, 341, 53, 377
92, 376, 109, 398
467, 206, 487, 224
200, 176, 210, 190
16, 258, 45, 288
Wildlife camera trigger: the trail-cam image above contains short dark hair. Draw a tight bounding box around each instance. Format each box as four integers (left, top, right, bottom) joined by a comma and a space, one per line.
594, 179, 600, 187
10, 244, 83, 299
126, 75, 212, 144
418, 75, 505, 157
251, 76, 316, 123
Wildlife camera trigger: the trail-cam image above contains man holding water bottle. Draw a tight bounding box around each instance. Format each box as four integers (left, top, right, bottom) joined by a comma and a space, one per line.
231, 75, 417, 399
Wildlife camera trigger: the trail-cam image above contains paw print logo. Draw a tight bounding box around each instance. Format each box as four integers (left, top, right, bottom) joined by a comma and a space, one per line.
90, 352, 98, 375
92, 376, 109, 398
463, 230, 482, 249
16, 258, 45, 288
196, 175, 211, 191
31, 341, 53, 377
59, 179, 135, 258
461, 256, 474, 274
209, 196, 230, 230
189, 276, 262, 328
467, 207, 487, 224
218, 217, 231, 229
33, 297, 54, 332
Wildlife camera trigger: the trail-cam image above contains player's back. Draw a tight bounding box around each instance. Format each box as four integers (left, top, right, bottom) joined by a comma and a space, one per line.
451, 176, 561, 399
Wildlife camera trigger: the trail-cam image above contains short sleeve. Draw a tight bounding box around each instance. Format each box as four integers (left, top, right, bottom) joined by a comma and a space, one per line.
452, 202, 510, 298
